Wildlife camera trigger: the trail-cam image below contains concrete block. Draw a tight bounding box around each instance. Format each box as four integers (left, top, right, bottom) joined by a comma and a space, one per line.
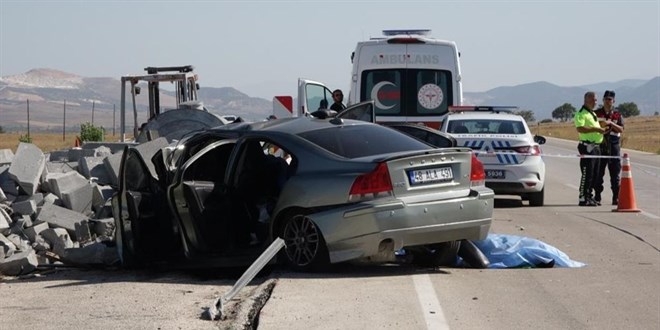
0, 206, 10, 234
90, 218, 115, 237
0, 179, 19, 197
61, 184, 93, 214
92, 184, 115, 212
0, 233, 16, 258
36, 203, 89, 240
8, 143, 46, 196
0, 248, 38, 276
61, 242, 118, 266
0, 149, 14, 165
31, 235, 51, 252
78, 156, 112, 185
103, 152, 122, 187
12, 199, 37, 216
48, 171, 88, 197
75, 220, 92, 244
42, 193, 62, 206
25, 222, 49, 242
41, 228, 74, 256
135, 137, 169, 179
94, 201, 113, 220
48, 149, 69, 162
93, 146, 113, 158
0, 187, 5, 203
6, 233, 30, 251
10, 215, 33, 235
16, 192, 44, 206
82, 141, 137, 154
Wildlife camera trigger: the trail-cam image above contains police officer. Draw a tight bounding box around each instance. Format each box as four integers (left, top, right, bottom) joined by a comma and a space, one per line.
594, 90, 624, 205
574, 91, 607, 206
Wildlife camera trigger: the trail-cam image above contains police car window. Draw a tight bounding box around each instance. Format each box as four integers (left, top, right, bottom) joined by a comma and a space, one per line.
448, 119, 526, 134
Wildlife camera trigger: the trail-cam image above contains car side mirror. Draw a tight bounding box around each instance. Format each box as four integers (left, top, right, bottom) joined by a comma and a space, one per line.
534, 135, 546, 145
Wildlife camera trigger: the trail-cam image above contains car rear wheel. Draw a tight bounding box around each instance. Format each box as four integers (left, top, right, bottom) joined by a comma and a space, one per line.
528, 187, 544, 207
280, 211, 329, 271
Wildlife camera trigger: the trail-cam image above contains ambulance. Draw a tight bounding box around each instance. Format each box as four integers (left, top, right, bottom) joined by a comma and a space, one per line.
277, 29, 463, 129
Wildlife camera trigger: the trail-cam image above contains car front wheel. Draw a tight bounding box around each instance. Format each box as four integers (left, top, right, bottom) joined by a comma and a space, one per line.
279, 211, 329, 271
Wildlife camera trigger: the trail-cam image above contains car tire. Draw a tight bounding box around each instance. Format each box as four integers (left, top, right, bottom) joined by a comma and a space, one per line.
279, 211, 329, 272
528, 187, 544, 207
412, 240, 461, 267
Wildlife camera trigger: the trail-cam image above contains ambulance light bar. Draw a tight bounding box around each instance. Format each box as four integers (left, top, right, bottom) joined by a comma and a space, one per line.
382, 29, 431, 36
448, 106, 519, 114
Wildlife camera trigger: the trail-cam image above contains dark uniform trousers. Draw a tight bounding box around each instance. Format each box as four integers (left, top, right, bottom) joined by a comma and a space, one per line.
594, 140, 621, 200
577, 142, 601, 201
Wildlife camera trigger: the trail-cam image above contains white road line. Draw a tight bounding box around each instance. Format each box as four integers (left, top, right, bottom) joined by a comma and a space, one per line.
412, 274, 450, 330
641, 211, 660, 220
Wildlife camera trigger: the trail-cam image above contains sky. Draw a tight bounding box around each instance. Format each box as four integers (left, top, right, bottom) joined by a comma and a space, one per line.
1, 0, 659, 100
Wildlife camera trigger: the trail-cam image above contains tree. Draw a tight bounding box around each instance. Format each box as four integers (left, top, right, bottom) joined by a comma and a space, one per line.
552, 103, 576, 122
514, 110, 536, 123
617, 102, 640, 118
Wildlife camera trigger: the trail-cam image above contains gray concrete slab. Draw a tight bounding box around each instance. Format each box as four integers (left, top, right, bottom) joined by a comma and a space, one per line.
61, 242, 118, 266
0, 149, 14, 165
48, 149, 69, 162
89, 218, 114, 237
0, 248, 37, 276
8, 143, 46, 196
82, 141, 137, 154
79, 156, 112, 185
75, 220, 92, 244
47, 171, 88, 197
103, 152, 122, 187
0, 187, 5, 203
0, 206, 10, 235
41, 228, 75, 256
67, 147, 96, 163
25, 222, 49, 242
61, 183, 93, 214
6, 233, 30, 251
42, 193, 62, 206
10, 215, 33, 235
0, 232, 16, 258
92, 184, 115, 212
12, 199, 37, 216
36, 203, 89, 241
135, 137, 169, 179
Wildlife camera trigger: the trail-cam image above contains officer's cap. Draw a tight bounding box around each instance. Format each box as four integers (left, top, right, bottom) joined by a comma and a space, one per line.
603, 90, 616, 98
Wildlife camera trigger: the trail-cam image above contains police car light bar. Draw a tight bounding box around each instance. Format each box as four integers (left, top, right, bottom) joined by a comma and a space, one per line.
448, 106, 519, 113
382, 29, 431, 36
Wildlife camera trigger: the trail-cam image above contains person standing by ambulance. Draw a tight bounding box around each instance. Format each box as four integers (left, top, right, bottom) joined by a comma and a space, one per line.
574, 91, 607, 206
594, 90, 624, 205
330, 89, 346, 111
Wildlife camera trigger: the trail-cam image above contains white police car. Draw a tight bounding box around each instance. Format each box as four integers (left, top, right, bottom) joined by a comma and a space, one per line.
440, 106, 547, 206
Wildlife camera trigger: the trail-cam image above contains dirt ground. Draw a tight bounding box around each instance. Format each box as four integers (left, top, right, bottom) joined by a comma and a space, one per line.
0, 267, 273, 329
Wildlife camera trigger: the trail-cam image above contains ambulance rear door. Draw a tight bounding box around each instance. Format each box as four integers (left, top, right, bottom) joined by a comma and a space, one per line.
297, 78, 333, 116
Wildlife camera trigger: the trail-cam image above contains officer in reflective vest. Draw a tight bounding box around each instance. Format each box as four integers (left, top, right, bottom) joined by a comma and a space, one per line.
574, 91, 607, 206
594, 90, 624, 205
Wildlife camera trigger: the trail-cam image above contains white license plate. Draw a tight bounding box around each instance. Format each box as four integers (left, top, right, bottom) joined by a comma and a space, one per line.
409, 167, 453, 185
486, 170, 505, 179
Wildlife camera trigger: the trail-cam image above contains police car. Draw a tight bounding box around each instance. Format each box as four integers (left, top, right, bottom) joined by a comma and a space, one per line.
440, 106, 546, 206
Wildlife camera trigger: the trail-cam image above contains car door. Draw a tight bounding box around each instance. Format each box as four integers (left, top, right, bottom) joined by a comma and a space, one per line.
298, 78, 334, 115
336, 100, 376, 123
169, 139, 237, 256
113, 146, 178, 266
385, 123, 457, 148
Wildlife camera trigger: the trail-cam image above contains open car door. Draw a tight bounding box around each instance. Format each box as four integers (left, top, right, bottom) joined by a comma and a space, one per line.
336, 100, 376, 123
113, 146, 179, 266
298, 78, 334, 116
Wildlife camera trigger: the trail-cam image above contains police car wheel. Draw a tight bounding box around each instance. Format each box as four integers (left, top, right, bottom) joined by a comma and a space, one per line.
528, 188, 544, 207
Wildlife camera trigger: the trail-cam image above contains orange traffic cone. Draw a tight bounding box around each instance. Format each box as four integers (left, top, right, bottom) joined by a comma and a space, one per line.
613, 153, 640, 213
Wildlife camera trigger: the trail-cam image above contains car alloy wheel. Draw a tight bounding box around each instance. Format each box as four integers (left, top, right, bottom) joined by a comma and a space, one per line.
281, 213, 328, 270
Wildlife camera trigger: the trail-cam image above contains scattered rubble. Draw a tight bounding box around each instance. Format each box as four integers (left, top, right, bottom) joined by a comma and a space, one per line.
0, 141, 164, 276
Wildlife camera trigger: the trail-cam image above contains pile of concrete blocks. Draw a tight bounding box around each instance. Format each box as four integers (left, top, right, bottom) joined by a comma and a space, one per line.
0, 138, 169, 276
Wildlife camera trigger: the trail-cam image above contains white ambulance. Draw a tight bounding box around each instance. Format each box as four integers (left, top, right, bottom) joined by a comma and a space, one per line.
285, 29, 463, 129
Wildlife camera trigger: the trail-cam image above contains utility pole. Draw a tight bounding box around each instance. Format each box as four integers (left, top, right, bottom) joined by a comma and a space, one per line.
113, 104, 116, 136
63, 100, 67, 141
26, 99, 31, 140
91, 100, 95, 125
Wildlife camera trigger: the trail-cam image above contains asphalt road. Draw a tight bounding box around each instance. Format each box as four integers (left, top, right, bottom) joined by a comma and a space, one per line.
258, 137, 660, 329
1, 138, 658, 329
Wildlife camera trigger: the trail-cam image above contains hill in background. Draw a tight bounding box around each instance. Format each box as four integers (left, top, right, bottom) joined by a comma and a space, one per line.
1, 68, 658, 131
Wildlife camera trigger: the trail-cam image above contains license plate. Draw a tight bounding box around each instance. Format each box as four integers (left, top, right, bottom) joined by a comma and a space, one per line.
486, 170, 505, 179
408, 167, 453, 185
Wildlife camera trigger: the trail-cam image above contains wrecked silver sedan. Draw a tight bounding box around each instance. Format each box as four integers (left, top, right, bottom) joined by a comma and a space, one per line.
112, 103, 494, 271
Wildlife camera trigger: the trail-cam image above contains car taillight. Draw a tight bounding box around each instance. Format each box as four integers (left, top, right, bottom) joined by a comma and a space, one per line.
470, 154, 485, 187
349, 163, 393, 201
512, 145, 541, 155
